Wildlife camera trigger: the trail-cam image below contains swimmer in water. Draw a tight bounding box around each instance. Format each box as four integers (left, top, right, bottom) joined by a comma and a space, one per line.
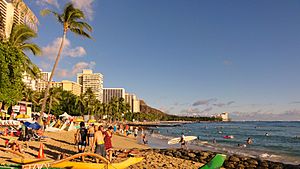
246, 137, 253, 144
265, 133, 269, 136
238, 144, 247, 148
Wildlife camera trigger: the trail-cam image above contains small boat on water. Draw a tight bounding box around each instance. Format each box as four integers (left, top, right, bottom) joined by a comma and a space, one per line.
223, 135, 234, 139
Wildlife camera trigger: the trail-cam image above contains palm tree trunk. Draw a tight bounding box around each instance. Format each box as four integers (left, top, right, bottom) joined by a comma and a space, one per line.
40, 31, 67, 118
48, 96, 52, 115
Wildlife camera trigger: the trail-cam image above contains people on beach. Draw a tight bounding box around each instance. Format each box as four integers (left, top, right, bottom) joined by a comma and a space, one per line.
76, 122, 88, 161
119, 124, 124, 134
180, 133, 187, 149
88, 124, 95, 146
142, 133, 148, 144
212, 138, 217, 144
18, 121, 28, 148
104, 126, 113, 161
134, 127, 138, 137
8, 138, 23, 153
246, 137, 253, 144
92, 125, 106, 161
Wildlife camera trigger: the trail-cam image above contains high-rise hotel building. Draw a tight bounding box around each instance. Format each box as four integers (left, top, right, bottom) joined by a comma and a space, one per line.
103, 88, 125, 104
77, 69, 104, 102
125, 93, 140, 113
0, 0, 38, 39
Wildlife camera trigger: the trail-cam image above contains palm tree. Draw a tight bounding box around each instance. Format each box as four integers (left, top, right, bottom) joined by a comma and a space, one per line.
39, 87, 61, 115
9, 24, 41, 77
40, 3, 92, 117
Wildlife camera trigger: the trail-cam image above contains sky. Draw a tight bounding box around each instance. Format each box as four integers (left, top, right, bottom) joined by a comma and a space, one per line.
25, 0, 300, 121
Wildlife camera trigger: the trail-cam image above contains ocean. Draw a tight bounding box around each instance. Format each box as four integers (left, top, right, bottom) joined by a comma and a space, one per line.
145, 121, 300, 164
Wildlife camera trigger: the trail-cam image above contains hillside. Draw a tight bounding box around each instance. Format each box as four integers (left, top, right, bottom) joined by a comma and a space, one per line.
138, 100, 221, 122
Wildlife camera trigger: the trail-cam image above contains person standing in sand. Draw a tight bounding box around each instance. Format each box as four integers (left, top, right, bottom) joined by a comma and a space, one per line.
88, 124, 95, 146
76, 122, 88, 161
104, 126, 114, 161
92, 126, 106, 161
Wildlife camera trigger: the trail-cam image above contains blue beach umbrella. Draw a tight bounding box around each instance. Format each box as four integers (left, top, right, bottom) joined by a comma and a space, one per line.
25, 122, 41, 130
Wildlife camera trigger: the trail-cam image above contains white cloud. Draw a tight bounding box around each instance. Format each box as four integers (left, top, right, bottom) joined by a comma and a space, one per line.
42, 37, 87, 60
56, 61, 96, 78
36, 0, 59, 8
192, 98, 217, 106
230, 109, 300, 121
71, 0, 95, 20
71, 61, 96, 75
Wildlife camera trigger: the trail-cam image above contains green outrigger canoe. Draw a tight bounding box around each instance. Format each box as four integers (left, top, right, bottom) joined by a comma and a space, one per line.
199, 154, 227, 169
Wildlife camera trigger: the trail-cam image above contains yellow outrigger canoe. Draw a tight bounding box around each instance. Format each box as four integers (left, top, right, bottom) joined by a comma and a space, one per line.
12, 153, 143, 169
51, 157, 143, 169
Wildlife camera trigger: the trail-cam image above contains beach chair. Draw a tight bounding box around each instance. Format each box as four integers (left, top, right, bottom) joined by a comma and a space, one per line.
199, 154, 226, 169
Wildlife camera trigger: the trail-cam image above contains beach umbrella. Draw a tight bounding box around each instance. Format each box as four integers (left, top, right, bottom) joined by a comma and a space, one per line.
88, 119, 96, 123
29, 122, 41, 130
16, 114, 30, 119
1, 113, 10, 117
74, 119, 84, 122
24, 122, 41, 130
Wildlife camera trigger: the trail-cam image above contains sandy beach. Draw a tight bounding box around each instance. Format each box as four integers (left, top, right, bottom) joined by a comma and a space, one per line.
0, 130, 298, 169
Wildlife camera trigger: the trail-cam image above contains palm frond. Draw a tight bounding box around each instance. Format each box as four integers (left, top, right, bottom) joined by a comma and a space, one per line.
10, 25, 37, 46
40, 9, 64, 24
69, 21, 92, 32
20, 43, 42, 56
69, 28, 92, 39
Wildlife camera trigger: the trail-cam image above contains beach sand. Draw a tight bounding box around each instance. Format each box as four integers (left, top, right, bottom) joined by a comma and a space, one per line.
0, 130, 296, 169
0, 130, 206, 168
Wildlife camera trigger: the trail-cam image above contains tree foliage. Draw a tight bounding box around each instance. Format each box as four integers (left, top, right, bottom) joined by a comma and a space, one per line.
0, 42, 25, 106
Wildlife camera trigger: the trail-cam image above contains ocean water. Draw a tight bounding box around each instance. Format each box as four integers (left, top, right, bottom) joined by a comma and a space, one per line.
145, 121, 300, 164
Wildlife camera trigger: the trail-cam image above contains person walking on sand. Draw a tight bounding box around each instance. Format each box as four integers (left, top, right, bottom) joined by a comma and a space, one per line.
18, 121, 28, 149
180, 133, 187, 149
104, 126, 114, 161
88, 124, 95, 146
76, 122, 88, 161
134, 127, 138, 137
92, 126, 106, 162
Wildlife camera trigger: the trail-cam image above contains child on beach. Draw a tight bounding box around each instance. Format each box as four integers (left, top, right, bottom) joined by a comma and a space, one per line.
104, 126, 114, 161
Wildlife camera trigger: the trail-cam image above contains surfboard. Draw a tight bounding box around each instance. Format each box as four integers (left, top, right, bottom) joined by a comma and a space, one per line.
167, 136, 197, 145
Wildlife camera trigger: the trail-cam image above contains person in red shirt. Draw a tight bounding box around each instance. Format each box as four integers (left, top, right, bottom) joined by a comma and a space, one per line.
104, 126, 113, 161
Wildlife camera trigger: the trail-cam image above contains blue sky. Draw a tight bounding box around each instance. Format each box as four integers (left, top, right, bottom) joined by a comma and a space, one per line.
26, 0, 300, 120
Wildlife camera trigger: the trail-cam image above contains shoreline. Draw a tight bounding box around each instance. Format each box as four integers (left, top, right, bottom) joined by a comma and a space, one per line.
0, 129, 298, 168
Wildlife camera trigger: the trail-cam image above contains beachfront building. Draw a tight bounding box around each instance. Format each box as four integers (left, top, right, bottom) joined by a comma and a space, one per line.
22, 71, 37, 91
215, 112, 229, 121
125, 93, 140, 113
37, 81, 62, 92
22, 71, 51, 91
103, 88, 125, 103
0, 0, 38, 40
77, 69, 104, 102
60, 80, 81, 96
39, 71, 51, 82
36, 80, 81, 96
